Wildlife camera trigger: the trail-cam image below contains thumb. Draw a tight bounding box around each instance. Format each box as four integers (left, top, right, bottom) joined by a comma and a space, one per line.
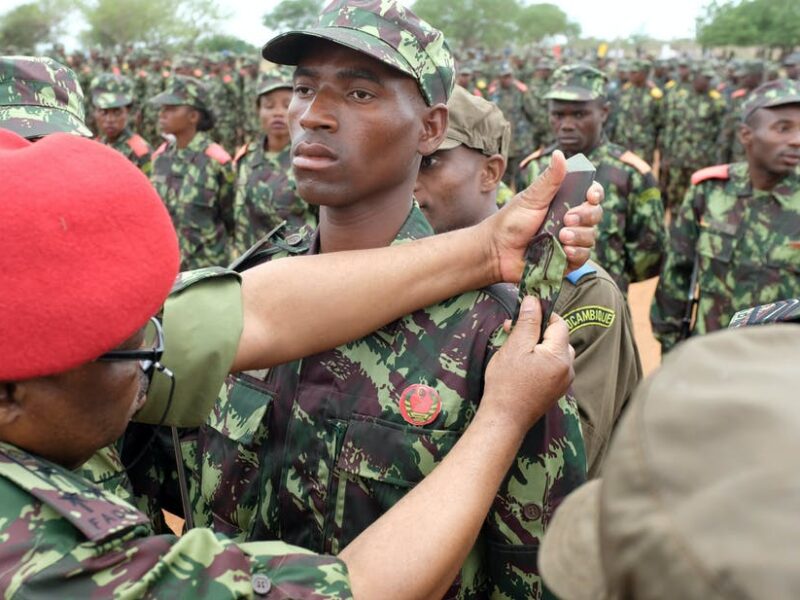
508, 295, 542, 350
515, 150, 567, 212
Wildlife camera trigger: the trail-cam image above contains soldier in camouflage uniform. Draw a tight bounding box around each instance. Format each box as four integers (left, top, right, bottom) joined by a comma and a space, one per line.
523, 65, 665, 294
652, 79, 800, 353
90, 73, 153, 173
233, 67, 316, 256
0, 56, 92, 139
203, 54, 241, 153
716, 59, 764, 164
188, 3, 592, 598
132, 50, 165, 145
529, 57, 557, 151
609, 58, 664, 164
1, 127, 588, 598
659, 63, 726, 217
149, 75, 235, 270
784, 52, 800, 81
240, 54, 262, 141
416, 85, 642, 478
489, 62, 537, 189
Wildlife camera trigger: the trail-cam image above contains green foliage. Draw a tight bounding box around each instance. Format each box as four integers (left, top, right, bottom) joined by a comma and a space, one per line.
412, 0, 579, 49
0, 1, 70, 52
263, 0, 323, 32
697, 0, 800, 51
78, 0, 228, 48
196, 34, 257, 55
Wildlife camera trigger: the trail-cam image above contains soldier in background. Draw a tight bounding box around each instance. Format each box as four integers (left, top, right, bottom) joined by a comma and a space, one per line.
652, 79, 800, 353
90, 73, 153, 173
529, 57, 557, 150
232, 67, 316, 255
522, 65, 665, 294
148, 76, 234, 270
717, 58, 764, 163
489, 62, 537, 188
415, 85, 642, 478
784, 52, 800, 80
659, 62, 726, 217
609, 58, 663, 164
239, 54, 262, 141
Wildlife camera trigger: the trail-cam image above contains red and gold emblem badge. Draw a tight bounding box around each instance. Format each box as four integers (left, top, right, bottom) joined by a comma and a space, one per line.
399, 384, 442, 426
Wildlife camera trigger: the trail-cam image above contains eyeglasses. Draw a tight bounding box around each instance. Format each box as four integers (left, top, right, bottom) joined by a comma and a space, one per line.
97, 316, 165, 379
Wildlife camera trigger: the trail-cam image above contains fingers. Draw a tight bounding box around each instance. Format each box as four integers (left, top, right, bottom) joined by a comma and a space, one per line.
506, 296, 542, 349
515, 150, 567, 211
540, 312, 570, 352
563, 246, 591, 273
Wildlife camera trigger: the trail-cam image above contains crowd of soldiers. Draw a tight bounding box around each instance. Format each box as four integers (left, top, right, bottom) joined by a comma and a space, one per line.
1, 0, 800, 598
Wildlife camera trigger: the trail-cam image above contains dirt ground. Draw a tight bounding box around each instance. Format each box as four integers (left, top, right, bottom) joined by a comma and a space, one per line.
627, 276, 661, 376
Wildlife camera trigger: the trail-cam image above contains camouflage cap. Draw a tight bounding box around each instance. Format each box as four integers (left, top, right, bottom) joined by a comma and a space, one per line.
499, 61, 514, 75
734, 58, 764, 77
90, 73, 135, 109
440, 85, 510, 160
0, 56, 92, 138
693, 61, 716, 79
539, 324, 800, 600
545, 64, 608, 102
261, 0, 455, 106
255, 66, 294, 97
782, 51, 800, 67
629, 58, 651, 72
149, 75, 210, 113
741, 78, 800, 121
535, 57, 556, 71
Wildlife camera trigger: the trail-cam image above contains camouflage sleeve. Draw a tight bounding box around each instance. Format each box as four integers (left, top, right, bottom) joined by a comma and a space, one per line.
650, 185, 701, 352
137, 268, 243, 427
624, 169, 665, 282
716, 105, 736, 164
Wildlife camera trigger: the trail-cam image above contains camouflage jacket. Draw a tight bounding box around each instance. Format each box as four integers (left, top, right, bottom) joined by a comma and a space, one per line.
651, 163, 800, 352
661, 87, 726, 168
527, 77, 555, 150
716, 88, 750, 164
204, 73, 242, 152
150, 131, 235, 270
609, 82, 664, 162
133, 69, 164, 145
233, 136, 317, 256
100, 127, 153, 174
241, 74, 261, 142
189, 206, 586, 600
524, 141, 666, 293
0, 441, 353, 598
489, 81, 537, 157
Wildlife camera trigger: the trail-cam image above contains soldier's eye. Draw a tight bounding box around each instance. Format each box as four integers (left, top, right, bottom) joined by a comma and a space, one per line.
294, 85, 313, 97
350, 89, 375, 101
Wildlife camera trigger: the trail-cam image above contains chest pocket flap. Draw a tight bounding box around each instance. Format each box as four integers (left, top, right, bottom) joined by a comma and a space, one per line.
206, 376, 273, 445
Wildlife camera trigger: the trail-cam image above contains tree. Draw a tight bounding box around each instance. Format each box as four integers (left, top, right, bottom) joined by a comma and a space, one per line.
697, 0, 800, 54
263, 0, 323, 32
516, 3, 580, 43
79, 0, 229, 48
196, 34, 257, 55
0, 1, 71, 52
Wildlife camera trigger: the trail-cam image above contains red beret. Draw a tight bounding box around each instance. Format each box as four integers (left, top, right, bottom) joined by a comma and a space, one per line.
0, 130, 179, 380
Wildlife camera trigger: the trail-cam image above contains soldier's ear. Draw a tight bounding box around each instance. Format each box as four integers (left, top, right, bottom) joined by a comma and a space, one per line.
418, 104, 448, 157
599, 100, 610, 125
738, 122, 752, 148
480, 154, 506, 193
0, 383, 23, 426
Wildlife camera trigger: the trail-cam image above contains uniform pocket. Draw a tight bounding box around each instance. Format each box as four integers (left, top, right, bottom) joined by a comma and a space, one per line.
696, 227, 736, 263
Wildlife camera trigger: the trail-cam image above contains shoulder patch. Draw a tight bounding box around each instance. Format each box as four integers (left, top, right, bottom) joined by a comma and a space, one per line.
205, 142, 232, 165
619, 150, 652, 175
666, 80, 676, 89
732, 88, 748, 99
222, 74, 233, 84
126, 134, 150, 158
519, 147, 546, 170
565, 263, 597, 285
233, 143, 250, 165
650, 87, 663, 99
691, 164, 730, 186
562, 305, 616, 333
709, 89, 721, 100
152, 141, 167, 159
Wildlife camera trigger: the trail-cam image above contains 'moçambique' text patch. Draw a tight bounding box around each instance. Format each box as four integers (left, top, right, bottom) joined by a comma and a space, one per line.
562, 305, 616, 333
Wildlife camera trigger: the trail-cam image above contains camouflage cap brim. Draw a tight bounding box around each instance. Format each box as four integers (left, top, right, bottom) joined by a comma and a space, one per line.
148, 91, 192, 107
0, 104, 92, 138
256, 81, 293, 97
538, 479, 606, 600
438, 137, 462, 151
544, 86, 599, 101
263, 28, 431, 105
93, 93, 134, 109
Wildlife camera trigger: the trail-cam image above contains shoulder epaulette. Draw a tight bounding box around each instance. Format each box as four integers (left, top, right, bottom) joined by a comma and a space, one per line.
709, 89, 721, 100
193, 68, 204, 78
126, 134, 150, 158
565, 263, 597, 285
732, 88, 748, 99
137, 69, 147, 78
519, 146, 549, 170
233, 143, 250, 165
619, 150, 652, 175
716, 82, 727, 91
650, 86, 663, 99
231, 223, 311, 272
161, 70, 170, 78
666, 79, 676, 89
205, 143, 232, 165
112, 66, 121, 76
152, 141, 167, 159
223, 74, 233, 83
691, 164, 730, 185
514, 80, 529, 93
171, 266, 239, 294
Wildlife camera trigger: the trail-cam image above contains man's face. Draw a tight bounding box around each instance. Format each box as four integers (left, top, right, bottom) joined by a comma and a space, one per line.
158, 104, 196, 136
549, 99, 607, 156
457, 73, 472, 87
742, 72, 763, 90
500, 73, 513, 88
0, 326, 149, 469
678, 65, 691, 82
415, 145, 488, 233
95, 106, 129, 140
744, 105, 800, 177
629, 69, 647, 86
534, 68, 553, 81
258, 88, 292, 140
786, 64, 800, 80
693, 74, 711, 94
289, 40, 427, 207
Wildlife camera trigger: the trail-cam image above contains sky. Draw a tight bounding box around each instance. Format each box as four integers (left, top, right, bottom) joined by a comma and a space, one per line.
1, 0, 708, 48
